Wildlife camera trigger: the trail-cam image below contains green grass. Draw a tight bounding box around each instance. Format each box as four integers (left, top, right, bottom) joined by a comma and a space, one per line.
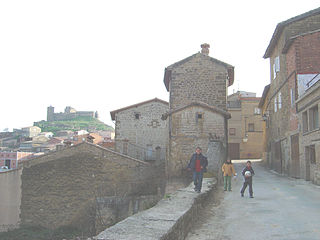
34, 117, 113, 135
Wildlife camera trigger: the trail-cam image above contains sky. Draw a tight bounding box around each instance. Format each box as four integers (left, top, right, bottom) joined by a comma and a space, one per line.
1, 1, 320, 130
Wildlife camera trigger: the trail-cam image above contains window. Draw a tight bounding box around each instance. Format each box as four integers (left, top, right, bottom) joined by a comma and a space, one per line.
305, 145, 316, 164
248, 123, 254, 132
273, 56, 280, 79
278, 92, 282, 109
309, 105, 319, 131
302, 111, 308, 133
134, 113, 140, 120
274, 97, 277, 112
290, 88, 295, 107
146, 144, 153, 161
254, 107, 261, 115
196, 112, 203, 123
229, 128, 236, 136
5, 159, 11, 169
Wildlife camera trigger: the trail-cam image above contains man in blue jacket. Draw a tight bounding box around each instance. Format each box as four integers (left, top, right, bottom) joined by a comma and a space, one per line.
187, 147, 208, 193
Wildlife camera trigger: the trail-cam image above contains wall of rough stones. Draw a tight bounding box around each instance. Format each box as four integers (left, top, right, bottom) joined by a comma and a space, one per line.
168, 105, 226, 178
20, 142, 166, 233
168, 53, 230, 112
114, 100, 168, 162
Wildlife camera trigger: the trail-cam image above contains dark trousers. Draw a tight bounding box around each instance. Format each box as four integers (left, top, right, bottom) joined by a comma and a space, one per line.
241, 178, 253, 196
193, 171, 203, 191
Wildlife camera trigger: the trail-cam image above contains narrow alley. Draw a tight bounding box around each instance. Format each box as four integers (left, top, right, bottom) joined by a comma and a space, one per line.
186, 160, 320, 240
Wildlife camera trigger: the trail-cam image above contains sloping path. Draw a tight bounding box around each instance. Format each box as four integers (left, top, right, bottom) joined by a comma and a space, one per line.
186, 160, 320, 240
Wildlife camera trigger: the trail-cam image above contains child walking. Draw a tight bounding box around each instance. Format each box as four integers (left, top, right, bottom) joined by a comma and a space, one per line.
240, 160, 255, 198
222, 159, 236, 191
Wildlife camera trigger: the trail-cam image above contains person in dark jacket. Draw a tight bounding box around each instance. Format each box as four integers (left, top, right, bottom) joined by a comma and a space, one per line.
187, 147, 208, 193
240, 160, 255, 198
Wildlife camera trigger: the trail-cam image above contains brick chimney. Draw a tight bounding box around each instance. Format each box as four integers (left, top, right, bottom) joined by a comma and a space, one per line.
201, 43, 210, 55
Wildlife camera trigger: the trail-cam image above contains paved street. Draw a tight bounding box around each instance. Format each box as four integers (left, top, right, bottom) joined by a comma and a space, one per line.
186, 160, 320, 240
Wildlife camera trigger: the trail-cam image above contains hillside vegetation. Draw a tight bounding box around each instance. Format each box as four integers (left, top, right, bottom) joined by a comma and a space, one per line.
34, 117, 113, 134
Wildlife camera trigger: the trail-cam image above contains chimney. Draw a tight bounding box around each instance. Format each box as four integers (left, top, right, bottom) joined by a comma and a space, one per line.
201, 43, 210, 55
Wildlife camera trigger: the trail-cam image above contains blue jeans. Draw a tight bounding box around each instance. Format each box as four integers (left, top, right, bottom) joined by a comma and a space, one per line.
193, 171, 203, 191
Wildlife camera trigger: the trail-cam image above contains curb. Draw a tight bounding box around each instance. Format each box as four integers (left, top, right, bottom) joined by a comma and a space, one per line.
94, 178, 216, 240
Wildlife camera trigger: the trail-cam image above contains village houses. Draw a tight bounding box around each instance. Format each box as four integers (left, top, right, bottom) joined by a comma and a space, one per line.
260, 7, 320, 184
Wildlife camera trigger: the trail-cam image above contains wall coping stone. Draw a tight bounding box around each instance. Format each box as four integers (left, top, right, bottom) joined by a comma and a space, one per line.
94, 178, 216, 240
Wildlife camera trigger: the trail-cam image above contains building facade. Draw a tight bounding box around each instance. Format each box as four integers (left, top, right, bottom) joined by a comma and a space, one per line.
21, 126, 41, 138
110, 98, 169, 163
263, 7, 320, 179
227, 91, 264, 159
0, 152, 34, 169
296, 79, 320, 184
162, 102, 230, 178
163, 44, 234, 177
258, 84, 271, 165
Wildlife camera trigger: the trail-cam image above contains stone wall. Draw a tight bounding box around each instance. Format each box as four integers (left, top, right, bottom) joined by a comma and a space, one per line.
0, 169, 21, 232
114, 100, 168, 162
297, 81, 320, 184
168, 53, 230, 112
206, 140, 225, 184
94, 178, 216, 240
168, 105, 227, 178
20, 142, 165, 233
47, 106, 96, 122
95, 194, 160, 232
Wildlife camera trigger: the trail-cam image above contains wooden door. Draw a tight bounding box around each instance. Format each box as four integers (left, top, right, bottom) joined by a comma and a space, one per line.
228, 143, 240, 160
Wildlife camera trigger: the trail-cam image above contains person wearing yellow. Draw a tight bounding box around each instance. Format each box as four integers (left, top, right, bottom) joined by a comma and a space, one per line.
222, 159, 236, 191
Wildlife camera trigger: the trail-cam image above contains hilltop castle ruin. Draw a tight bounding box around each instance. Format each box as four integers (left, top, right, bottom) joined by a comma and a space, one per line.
47, 106, 98, 122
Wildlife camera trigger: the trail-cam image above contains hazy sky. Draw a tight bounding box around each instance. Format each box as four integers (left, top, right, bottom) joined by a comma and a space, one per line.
1, 1, 319, 130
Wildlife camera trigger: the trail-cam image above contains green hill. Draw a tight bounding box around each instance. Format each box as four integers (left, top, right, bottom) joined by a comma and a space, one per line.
34, 117, 114, 134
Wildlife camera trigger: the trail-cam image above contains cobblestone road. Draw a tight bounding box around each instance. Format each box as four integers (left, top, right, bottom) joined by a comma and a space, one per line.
186, 160, 320, 240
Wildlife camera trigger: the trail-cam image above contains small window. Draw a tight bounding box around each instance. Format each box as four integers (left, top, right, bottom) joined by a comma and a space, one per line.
306, 145, 316, 164
309, 105, 319, 131
229, 128, 236, 136
275, 56, 280, 72
302, 111, 308, 133
134, 113, 140, 120
248, 123, 254, 132
274, 97, 277, 112
196, 113, 203, 123
290, 88, 295, 107
254, 107, 261, 115
278, 92, 282, 109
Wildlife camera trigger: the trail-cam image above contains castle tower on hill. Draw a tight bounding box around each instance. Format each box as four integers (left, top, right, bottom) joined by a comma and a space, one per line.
46, 106, 96, 122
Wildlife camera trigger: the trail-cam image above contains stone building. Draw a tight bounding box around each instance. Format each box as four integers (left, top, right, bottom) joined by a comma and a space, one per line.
162, 102, 230, 178
258, 84, 271, 164
296, 78, 320, 184
227, 91, 264, 159
0, 151, 34, 169
21, 126, 41, 138
262, 7, 320, 177
163, 44, 234, 178
110, 98, 169, 163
